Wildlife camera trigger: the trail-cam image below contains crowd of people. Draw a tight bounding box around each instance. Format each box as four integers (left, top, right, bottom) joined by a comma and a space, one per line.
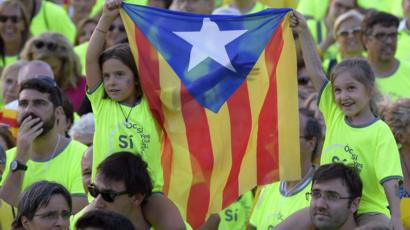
0, 0, 409, 229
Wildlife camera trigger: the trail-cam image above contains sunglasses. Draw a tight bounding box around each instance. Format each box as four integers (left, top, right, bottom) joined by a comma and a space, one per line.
298, 76, 310, 86
0, 15, 20, 23
88, 183, 129, 203
33, 40, 63, 51
109, 25, 125, 32
337, 28, 361, 38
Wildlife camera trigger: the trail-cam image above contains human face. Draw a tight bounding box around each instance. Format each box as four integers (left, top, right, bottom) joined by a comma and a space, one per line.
102, 58, 138, 106
364, 24, 398, 64
299, 113, 314, 163
2, 67, 19, 103
71, 0, 96, 15
92, 173, 134, 218
0, 4, 24, 43
106, 17, 127, 48
77, 22, 96, 44
22, 194, 71, 230
298, 67, 315, 95
309, 179, 357, 230
81, 147, 93, 193
328, 0, 355, 20
332, 72, 371, 121
336, 18, 363, 57
18, 89, 56, 136
179, 0, 214, 14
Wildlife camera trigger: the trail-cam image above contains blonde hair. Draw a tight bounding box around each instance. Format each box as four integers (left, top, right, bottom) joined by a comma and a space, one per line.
333, 9, 364, 39
1, 60, 28, 80
20, 32, 82, 90
329, 58, 382, 116
383, 98, 410, 142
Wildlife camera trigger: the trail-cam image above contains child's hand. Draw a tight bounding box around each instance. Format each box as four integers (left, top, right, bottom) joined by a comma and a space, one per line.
289, 11, 308, 34
102, 0, 122, 20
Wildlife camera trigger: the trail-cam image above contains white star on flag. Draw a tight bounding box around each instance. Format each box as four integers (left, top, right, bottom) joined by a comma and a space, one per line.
174, 18, 247, 72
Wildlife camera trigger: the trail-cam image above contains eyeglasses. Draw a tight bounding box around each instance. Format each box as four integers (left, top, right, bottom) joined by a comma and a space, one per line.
306, 190, 352, 202
298, 76, 310, 86
33, 210, 71, 221
337, 27, 361, 38
33, 40, 64, 51
368, 32, 399, 42
108, 24, 126, 32
88, 183, 129, 203
0, 15, 20, 23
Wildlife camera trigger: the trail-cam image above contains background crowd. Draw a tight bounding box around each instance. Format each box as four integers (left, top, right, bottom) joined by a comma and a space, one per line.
0, 0, 409, 229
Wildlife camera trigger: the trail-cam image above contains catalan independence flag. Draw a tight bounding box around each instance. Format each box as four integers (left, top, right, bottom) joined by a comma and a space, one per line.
120, 4, 300, 227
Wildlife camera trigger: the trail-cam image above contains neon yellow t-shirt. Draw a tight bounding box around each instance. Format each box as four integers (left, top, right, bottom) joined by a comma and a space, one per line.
318, 82, 403, 217
1, 140, 86, 196
249, 181, 311, 229
376, 61, 410, 100
397, 28, 410, 64
30, 1, 76, 44
0, 199, 14, 230
87, 84, 163, 192
217, 191, 253, 230
74, 42, 88, 76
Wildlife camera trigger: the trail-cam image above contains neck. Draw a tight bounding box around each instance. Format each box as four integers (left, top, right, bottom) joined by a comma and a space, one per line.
369, 58, 399, 77
4, 40, 21, 56
285, 162, 313, 189
338, 216, 358, 230
31, 128, 61, 161
347, 108, 375, 126
131, 208, 149, 230
341, 51, 363, 59
232, 0, 255, 14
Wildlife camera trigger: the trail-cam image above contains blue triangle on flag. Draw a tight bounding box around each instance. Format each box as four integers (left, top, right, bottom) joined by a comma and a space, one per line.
122, 3, 290, 112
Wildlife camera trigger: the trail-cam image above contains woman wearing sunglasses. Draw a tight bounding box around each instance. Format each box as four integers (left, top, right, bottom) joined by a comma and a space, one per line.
11, 181, 72, 230
323, 9, 365, 74
0, 0, 30, 72
20, 32, 86, 112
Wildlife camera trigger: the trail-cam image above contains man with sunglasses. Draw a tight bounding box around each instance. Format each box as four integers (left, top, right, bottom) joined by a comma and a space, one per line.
362, 11, 410, 99
0, 78, 88, 214
273, 163, 363, 230
73, 152, 153, 229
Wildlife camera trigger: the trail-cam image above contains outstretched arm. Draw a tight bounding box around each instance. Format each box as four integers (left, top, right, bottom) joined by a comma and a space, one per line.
290, 11, 328, 92
86, 0, 121, 91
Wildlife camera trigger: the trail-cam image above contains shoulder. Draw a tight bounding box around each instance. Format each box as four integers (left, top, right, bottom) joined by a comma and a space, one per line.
61, 139, 87, 158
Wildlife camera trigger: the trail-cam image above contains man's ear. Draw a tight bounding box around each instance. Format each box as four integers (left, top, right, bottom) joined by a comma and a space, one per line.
349, 197, 360, 213
21, 216, 30, 229
131, 193, 146, 207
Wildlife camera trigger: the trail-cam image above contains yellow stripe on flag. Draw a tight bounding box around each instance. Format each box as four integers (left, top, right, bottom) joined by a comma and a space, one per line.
206, 105, 232, 213
238, 50, 270, 193
277, 14, 300, 181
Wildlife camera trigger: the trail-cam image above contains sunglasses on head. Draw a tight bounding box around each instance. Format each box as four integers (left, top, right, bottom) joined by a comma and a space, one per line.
33, 40, 61, 51
109, 25, 125, 32
88, 183, 129, 203
0, 15, 20, 23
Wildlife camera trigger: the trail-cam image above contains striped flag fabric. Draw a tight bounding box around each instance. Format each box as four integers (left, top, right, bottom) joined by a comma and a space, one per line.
120, 4, 300, 227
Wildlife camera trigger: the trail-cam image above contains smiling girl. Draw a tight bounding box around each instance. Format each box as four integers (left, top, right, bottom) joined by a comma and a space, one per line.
290, 11, 403, 229
85, 0, 185, 228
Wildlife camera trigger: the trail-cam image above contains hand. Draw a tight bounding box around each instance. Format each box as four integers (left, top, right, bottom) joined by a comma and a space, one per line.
16, 116, 43, 161
391, 216, 404, 230
289, 10, 308, 34
102, 0, 122, 20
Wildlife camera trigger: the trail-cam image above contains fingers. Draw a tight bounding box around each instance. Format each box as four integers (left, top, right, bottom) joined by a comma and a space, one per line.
19, 116, 43, 137
105, 0, 122, 9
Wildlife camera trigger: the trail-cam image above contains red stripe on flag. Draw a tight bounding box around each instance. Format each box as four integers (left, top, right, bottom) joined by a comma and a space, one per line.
256, 27, 284, 184
181, 85, 214, 228
134, 25, 164, 125
222, 82, 252, 208
134, 25, 172, 193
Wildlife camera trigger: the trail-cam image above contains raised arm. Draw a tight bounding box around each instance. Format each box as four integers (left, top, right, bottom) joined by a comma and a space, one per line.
86, 0, 122, 91
290, 11, 328, 92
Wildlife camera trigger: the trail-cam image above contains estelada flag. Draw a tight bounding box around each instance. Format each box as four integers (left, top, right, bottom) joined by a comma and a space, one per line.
120, 4, 300, 227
